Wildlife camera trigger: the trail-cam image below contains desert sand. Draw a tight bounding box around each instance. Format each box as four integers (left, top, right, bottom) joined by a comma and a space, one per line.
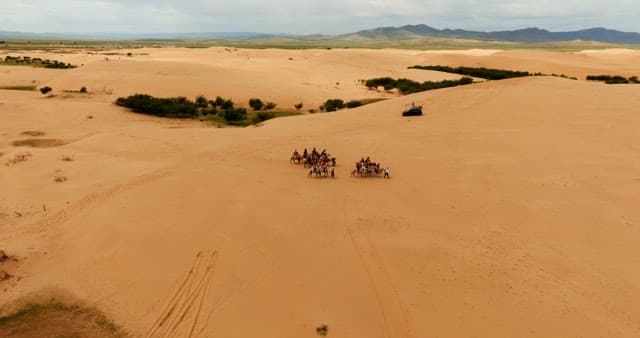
1, 47, 640, 337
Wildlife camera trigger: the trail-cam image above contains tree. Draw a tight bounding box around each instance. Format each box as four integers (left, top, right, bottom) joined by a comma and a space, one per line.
40, 86, 52, 95
264, 102, 277, 110
294, 102, 303, 111
221, 99, 234, 110
249, 98, 264, 111
213, 96, 225, 107
80, 86, 88, 93
195, 95, 209, 108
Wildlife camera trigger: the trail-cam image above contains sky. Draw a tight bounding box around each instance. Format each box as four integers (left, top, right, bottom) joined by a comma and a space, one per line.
1, 0, 639, 35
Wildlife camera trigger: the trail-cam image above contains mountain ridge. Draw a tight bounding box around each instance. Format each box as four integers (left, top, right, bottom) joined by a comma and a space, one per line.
1, 25, 639, 44
348, 24, 640, 44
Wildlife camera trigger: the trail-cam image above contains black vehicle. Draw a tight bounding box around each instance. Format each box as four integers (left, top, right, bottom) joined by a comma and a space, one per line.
402, 104, 422, 116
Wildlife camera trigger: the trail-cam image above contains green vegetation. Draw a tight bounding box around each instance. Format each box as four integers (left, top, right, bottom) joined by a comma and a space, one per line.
39, 86, 52, 94
116, 94, 300, 126
0, 301, 126, 337
586, 75, 640, 84
321, 99, 344, 112
320, 98, 387, 112
12, 139, 68, 148
294, 102, 304, 111
365, 76, 474, 94
1, 55, 77, 69
0, 85, 37, 91
116, 94, 198, 118
249, 98, 264, 110
409, 65, 530, 80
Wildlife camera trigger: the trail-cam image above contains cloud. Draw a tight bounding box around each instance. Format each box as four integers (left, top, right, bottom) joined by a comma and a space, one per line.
0, 0, 638, 34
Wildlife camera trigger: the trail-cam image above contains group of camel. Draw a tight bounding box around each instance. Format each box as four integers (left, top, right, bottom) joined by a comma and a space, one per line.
290, 148, 390, 179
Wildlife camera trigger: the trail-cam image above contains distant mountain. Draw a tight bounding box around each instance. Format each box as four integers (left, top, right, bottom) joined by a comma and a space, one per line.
2, 25, 639, 45
348, 25, 640, 44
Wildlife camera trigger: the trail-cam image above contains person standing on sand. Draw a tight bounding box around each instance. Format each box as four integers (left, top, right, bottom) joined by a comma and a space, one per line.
384, 167, 390, 179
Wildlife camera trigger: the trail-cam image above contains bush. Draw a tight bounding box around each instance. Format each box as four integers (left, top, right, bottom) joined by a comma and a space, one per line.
40, 86, 52, 95
212, 96, 225, 107
345, 100, 363, 108
264, 102, 277, 110
253, 111, 275, 124
409, 65, 530, 80
364, 77, 474, 94
79, 86, 87, 93
295, 102, 304, 110
586, 75, 632, 84
116, 94, 198, 118
321, 99, 345, 112
195, 95, 209, 108
249, 98, 264, 110
221, 99, 234, 110
223, 108, 247, 122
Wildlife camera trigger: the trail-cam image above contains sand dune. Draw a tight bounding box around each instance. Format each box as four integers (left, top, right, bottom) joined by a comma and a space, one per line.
1, 48, 640, 337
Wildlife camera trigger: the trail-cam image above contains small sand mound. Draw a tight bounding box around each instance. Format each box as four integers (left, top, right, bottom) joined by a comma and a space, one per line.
20, 131, 46, 137
12, 138, 69, 148
0, 290, 127, 337
0, 270, 10, 281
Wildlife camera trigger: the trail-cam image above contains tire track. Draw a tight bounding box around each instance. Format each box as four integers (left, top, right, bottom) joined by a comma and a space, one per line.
343, 180, 414, 338
148, 250, 218, 338
346, 227, 393, 338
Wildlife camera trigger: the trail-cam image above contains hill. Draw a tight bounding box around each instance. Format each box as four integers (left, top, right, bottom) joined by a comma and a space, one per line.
347, 25, 640, 44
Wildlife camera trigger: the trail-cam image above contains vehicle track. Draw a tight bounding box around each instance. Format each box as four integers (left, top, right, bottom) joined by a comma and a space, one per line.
148, 250, 218, 338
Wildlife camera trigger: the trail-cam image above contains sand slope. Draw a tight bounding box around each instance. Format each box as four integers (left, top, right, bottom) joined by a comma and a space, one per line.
1, 48, 640, 337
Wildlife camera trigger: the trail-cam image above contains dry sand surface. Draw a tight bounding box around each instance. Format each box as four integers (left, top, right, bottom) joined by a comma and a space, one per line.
1, 47, 640, 337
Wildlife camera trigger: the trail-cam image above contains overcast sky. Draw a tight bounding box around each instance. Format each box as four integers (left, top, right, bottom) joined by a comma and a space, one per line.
1, 0, 639, 34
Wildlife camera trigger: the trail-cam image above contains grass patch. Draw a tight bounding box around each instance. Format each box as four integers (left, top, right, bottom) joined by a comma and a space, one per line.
0, 85, 37, 91
12, 138, 68, 148
409, 65, 531, 80
364, 76, 474, 94
0, 301, 126, 337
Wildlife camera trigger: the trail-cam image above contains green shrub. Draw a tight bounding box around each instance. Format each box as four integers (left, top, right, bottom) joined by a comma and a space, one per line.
586, 74, 635, 84
40, 86, 52, 95
322, 99, 345, 112
79, 86, 88, 93
249, 98, 264, 110
212, 96, 225, 107
364, 77, 474, 94
264, 102, 277, 110
409, 65, 530, 80
116, 94, 198, 118
345, 100, 363, 108
221, 99, 234, 110
295, 102, 304, 110
223, 108, 247, 121
195, 95, 209, 108
253, 111, 275, 123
